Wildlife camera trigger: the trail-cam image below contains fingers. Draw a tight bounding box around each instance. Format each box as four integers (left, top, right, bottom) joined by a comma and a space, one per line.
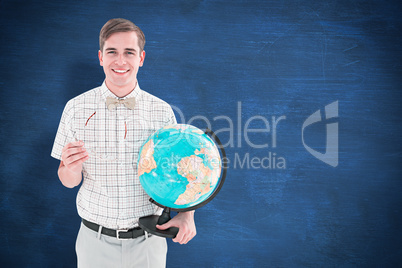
62, 140, 85, 152
173, 227, 195, 244
157, 223, 187, 244
61, 141, 89, 168
173, 231, 186, 244
156, 223, 193, 244
156, 223, 170, 230
157, 212, 196, 244
64, 150, 89, 167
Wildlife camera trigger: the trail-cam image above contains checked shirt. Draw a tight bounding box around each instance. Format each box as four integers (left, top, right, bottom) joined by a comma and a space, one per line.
51, 82, 176, 229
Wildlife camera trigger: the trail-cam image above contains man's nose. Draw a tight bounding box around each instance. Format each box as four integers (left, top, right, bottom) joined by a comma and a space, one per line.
116, 54, 126, 65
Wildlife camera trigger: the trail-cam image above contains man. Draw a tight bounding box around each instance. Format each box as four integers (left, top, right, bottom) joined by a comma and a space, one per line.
51, 18, 196, 267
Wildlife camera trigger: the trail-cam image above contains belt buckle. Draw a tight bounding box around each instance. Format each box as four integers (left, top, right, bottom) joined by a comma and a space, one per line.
116, 229, 129, 240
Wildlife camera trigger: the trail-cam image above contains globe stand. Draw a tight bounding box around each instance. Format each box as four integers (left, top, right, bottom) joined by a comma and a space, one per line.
139, 206, 179, 238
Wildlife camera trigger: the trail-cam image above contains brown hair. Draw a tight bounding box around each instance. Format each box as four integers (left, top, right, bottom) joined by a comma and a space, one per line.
99, 18, 145, 52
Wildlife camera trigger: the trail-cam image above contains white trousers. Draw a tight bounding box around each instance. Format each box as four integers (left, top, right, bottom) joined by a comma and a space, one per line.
76, 223, 167, 268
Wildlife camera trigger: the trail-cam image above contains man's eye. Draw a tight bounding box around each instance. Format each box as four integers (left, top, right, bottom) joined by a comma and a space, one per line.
107, 51, 116, 54
126, 52, 134, 55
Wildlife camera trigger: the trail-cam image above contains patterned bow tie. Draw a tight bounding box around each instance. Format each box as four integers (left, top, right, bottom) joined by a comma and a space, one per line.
106, 97, 136, 111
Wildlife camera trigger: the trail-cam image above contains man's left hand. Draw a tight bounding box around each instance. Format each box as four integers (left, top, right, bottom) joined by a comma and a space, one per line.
156, 211, 196, 244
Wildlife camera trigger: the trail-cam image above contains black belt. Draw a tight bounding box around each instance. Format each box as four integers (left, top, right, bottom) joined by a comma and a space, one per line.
82, 219, 145, 240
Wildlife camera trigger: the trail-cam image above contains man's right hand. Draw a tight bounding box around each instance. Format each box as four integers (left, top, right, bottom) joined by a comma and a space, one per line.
58, 141, 89, 188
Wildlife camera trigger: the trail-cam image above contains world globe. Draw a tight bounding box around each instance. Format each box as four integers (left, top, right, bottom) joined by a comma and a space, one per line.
137, 124, 227, 238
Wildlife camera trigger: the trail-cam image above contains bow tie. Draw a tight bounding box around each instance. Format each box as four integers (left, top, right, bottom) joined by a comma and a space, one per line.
106, 97, 136, 111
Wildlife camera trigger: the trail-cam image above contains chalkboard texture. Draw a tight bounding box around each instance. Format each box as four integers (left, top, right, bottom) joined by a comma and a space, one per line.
0, 0, 401, 267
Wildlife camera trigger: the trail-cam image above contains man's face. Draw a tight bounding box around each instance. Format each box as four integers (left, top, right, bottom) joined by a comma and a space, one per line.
98, 31, 145, 95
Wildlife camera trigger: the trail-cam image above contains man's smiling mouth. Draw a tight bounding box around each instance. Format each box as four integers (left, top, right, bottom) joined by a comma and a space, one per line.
113, 69, 129, 74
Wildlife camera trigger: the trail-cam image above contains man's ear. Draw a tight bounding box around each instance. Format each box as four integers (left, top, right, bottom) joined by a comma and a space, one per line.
98, 50, 103, 66
139, 50, 146, 67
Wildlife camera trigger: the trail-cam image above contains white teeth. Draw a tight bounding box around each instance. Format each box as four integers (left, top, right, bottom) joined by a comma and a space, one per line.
113, 69, 128, 73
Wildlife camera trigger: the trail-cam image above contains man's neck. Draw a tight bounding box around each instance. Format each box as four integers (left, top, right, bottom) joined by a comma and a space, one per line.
105, 80, 137, 98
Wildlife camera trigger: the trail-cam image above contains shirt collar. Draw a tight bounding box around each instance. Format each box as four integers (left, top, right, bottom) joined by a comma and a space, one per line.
99, 81, 142, 100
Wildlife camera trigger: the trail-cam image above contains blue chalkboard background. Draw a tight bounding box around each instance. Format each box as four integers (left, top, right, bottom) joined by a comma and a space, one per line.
1, 0, 401, 267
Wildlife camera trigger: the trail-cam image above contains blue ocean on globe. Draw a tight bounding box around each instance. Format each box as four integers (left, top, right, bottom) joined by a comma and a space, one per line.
138, 124, 222, 210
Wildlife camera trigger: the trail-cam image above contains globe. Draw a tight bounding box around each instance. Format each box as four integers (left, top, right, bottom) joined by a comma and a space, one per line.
138, 124, 224, 211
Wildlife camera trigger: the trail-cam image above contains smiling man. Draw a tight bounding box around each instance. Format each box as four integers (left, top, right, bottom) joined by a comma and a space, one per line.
99, 30, 144, 96
51, 18, 196, 268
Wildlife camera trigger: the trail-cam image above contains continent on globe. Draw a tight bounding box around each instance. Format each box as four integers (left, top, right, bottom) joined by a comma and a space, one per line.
194, 148, 221, 186
175, 155, 213, 205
